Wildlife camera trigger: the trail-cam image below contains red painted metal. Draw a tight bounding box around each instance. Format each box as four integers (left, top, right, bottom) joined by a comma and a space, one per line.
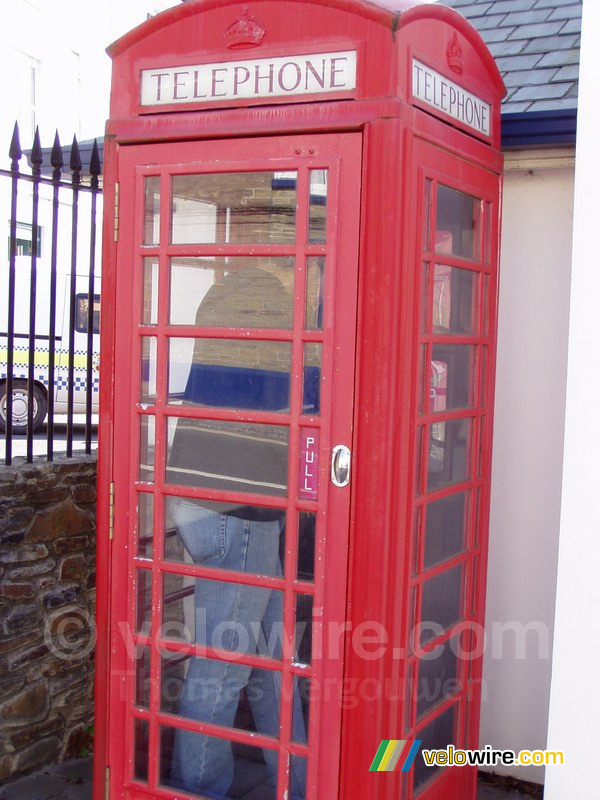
98, 1, 505, 799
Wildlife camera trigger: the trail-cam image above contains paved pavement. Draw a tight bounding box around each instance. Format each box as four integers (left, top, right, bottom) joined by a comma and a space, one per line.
0, 758, 539, 800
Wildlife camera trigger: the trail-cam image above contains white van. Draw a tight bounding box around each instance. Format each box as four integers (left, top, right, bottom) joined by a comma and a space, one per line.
0, 258, 100, 433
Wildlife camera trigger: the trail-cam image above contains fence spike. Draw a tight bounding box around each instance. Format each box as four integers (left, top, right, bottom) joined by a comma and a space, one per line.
89, 139, 101, 189
31, 127, 43, 177
9, 121, 22, 168
51, 130, 64, 180
70, 135, 82, 184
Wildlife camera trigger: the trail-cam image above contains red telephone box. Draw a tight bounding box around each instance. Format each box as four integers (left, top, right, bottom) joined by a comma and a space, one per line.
96, 2, 505, 799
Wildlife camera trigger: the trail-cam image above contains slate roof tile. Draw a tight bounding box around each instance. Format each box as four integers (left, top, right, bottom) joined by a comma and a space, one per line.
503, 9, 554, 26
503, 68, 557, 86
547, 3, 582, 20
441, 0, 580, 112
490, 0, 537, 13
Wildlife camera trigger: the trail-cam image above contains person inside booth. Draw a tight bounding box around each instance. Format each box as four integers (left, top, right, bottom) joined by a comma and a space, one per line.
165, 264, 307, 800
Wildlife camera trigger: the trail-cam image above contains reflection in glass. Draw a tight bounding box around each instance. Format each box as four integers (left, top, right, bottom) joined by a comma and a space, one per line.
417, 637, 460, 719
420, 565, 463, 645
134, 718, 149, 783
169, 257, 294, 328
305, 256, 325, 330
413, 706, 455, 791
162, 571, 284, 654
137, 493, 153, 559
432, 265, 475, 334
139, 415, 155, 483
142, 258, 158, 325
163, 497, 286, 577
295, 594, 313, 666
297, 512, 316, 582
428, 417, 471, 491
166, 418, 289, 496
420, 262, 429, 334
135, 646, 151, 709
436, 185, 480, 261
160, 725, 283, 800
430, 345, 474, 412
168, 338, 293, 411
290, 755, 308, 800
303, 343, 322, 415
308, 169, 328, 244
424, 492, 467, 570
171, 172, 297, 245
293, 676, 310, 744
160, 651, 281, 734
143, 176, 160, 246
135, 568, 152, 635
423, 179, 432, 251
140, 337, 157, 405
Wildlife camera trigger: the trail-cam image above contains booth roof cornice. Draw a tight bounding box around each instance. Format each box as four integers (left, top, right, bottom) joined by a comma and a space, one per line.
105, 0, 504, 96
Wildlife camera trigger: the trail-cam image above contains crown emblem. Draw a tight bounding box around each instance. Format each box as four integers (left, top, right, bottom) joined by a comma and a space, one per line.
446, 32, 464, 74
224, 7, 266, 50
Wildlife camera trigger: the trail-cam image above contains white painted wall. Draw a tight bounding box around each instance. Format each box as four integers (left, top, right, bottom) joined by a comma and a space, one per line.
545, 0, 600, 794
479, 152, 574, 784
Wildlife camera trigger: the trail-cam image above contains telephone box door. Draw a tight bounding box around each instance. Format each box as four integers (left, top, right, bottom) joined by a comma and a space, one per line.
107, 132, 361, 800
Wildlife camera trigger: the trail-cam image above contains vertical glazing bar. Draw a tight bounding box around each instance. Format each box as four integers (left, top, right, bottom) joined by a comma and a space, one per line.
27, 128, 43, 463
85, 141, 101, 454
47, 132, 64, 461
4, 123, 22, 465
67, 137, 82, 457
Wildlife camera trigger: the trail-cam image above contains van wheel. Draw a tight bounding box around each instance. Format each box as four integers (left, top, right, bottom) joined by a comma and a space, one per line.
0, 380, 48, 434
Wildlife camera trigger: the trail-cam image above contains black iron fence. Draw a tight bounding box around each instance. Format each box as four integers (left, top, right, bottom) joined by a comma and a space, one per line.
1, 123, 102, 465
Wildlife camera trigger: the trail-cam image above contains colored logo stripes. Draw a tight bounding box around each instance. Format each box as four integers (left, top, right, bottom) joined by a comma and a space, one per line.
369, 739, 422, 772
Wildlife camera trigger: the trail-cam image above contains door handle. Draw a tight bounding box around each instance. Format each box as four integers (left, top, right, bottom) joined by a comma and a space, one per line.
331, 445, 351, 487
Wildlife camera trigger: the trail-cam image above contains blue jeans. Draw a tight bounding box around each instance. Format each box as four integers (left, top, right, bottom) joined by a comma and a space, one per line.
169, 501, 306, 799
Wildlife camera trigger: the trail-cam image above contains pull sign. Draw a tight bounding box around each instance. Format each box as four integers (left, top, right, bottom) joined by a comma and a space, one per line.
331, 445, 351, 488
299, 428, 320, 500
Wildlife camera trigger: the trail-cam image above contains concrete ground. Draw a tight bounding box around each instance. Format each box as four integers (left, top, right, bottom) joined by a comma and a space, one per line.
0, 758, 539, 799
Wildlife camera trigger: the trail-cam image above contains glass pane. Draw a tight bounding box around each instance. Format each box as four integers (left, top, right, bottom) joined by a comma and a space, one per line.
436, 185, 480, 261
162, 572, 284, 658
135, 646, 151, 709
134, 718, 149, 783
140, 337, 157, 405
168, 338, 292, 411
163, 497, 286, 578
432, 265, 475, 334
295, 594, 313, 666
297, 512, 316, 582
293, 676, 310, 744
171, 172, 297, 245
428, 417, 471, 491
308, 169, 327, 243
166, 419, 289, 496
290, 755, 307, 800
420, 565, 463, 645
160, 650, 281, 735
169, 257, 294, 328
305, 256, 325, 330
137, 493, 153, 559
135, 568, 152, 635
160, 724, 280, 799
143, 176, 160, 246
303, 343, 322, 415
139, 416, 155, 482
413, 706, 456, 791
142, 258, 159, 325
417, 637, 461, 719
420, 262, 429, 334
424, 492, 467, 570
430, 345, 474, 413
423, 179, 432, 251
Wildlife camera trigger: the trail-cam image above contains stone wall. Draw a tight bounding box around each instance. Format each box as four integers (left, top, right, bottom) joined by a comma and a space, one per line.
0, 454, 97, 784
